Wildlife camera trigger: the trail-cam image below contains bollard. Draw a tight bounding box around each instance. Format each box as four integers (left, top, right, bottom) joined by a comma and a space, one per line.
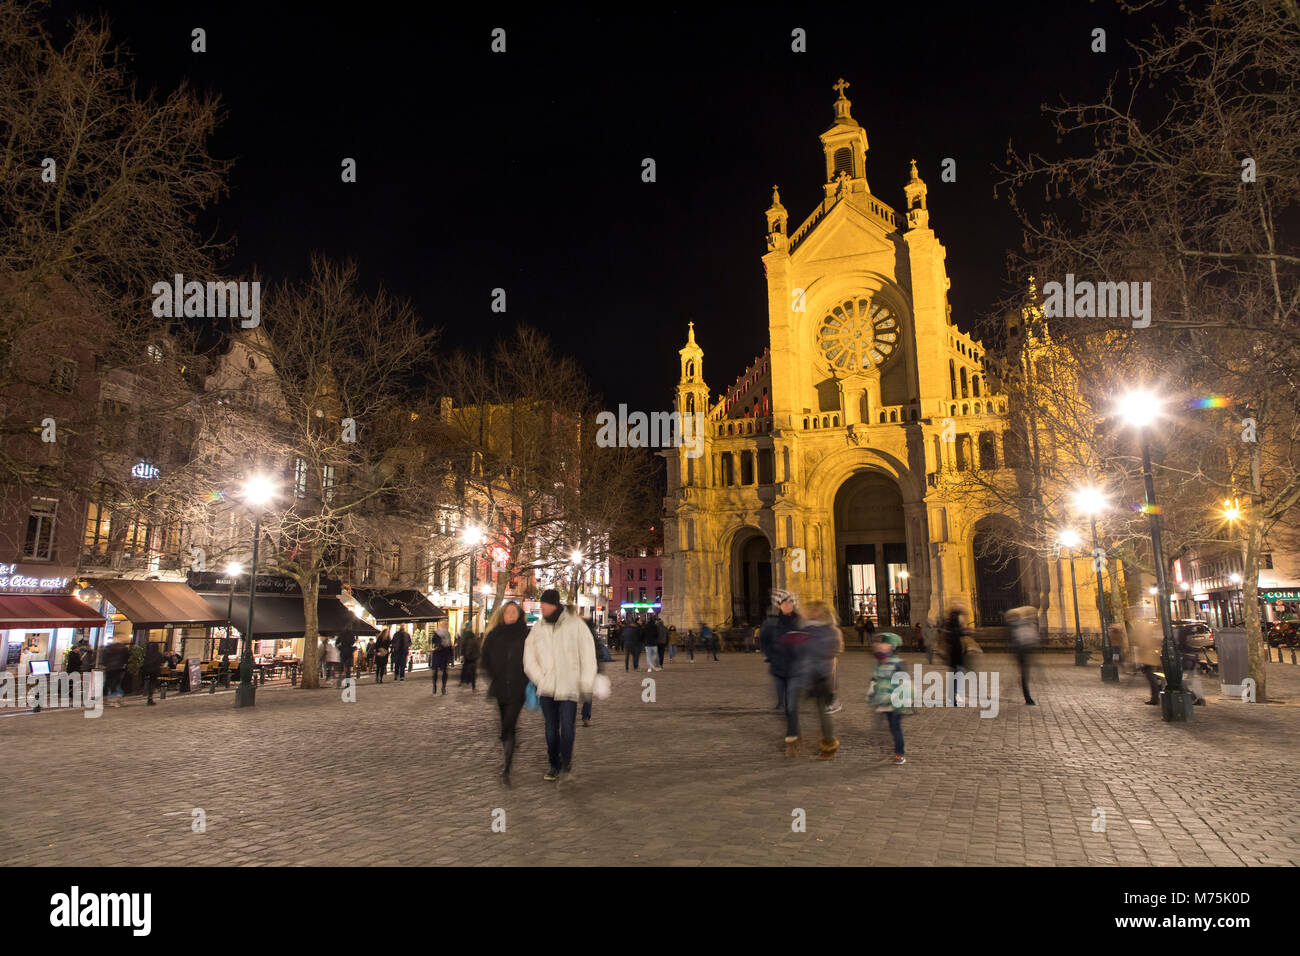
1292, 648, 1297, 665
208, 677, 216, 694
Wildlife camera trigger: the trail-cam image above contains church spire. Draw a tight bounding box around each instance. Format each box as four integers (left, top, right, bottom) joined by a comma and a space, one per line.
832, 77, 857, 127
904, 158, 929, 230
765, 185, 788, 252
820, 76, 869, 200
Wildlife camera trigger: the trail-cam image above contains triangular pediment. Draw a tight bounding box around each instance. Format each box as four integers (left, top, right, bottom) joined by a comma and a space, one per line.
791, 199, 899, 265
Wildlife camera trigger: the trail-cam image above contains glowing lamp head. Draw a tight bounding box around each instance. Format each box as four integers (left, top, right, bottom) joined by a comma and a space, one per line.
570, 550, 584, 565
1115, 390, 1162, 428
243, 475, 276, 508
898, 569, 909, 580
1073, 487, 1106, 516
1230, 573, 1242, 584
225, 562, 243, 576
1149, 587, 1159, 595
461, 526, 484, 547
1058, 529, 1081, 549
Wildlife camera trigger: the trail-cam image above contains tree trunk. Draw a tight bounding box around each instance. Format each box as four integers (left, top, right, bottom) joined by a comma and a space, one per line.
300, 575, 320, 689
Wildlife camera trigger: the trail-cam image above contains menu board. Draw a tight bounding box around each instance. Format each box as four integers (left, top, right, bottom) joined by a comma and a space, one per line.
187, 657, 202, 692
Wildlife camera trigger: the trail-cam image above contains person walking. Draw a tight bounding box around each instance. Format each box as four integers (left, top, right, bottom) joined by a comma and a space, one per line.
142, 642, 164, 706
336, 629, 356, 687
685, 628, 696, 662
1133, 619, 1163, 705
760, 590, 799, 715
459, 626, 481, 691
796, 601, 842, 760
668, 625, 679, 662
655, 616, 669, 668
869, 632, 908, 764
704, 623, 719, 661
523, 589, 597, 782
324, 635, 341, 681
1007, 606, 1039, 705
580, 614, 603, 727
101, 640, 129, 708
390, 626, 411, 681
941, 603, 970, 705
855, 613, 868, 646
430, 622, 451, 694
65, 642, 83, 676
642, 616, 660, 672
1176, 622, 1208, 706
622, 617, 643, 672
374, 632, 391, 683
481, 601, 529, 786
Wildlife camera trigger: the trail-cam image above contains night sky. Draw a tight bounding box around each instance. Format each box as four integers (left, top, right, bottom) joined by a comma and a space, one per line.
50, 1, 1141, 414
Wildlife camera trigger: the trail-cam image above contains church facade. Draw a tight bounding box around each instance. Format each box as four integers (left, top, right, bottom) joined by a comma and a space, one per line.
661, 81, 1105, 638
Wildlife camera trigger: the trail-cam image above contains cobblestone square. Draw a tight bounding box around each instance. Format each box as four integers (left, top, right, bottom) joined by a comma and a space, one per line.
2, 652, 1297, 866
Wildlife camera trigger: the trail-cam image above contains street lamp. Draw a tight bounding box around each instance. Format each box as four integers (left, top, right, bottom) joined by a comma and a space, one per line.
462, 526, 484, 637
235, 476, 275, 708
1058, 528, 1086, 665
570, 549, 584, 604
1114, 389, 1188, 721
1073, 486, 1117, 681
222, 561, 242, 687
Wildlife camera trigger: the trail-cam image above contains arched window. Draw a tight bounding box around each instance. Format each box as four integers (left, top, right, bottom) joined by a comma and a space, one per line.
960, 367, 969, 398
880, 412, 887, 423
949, 360, 957, 399
832, 415, 839, 427
686, 394, 695, 413
890, 410, 897, 422
803, 418, 809, 429
962, 404, 969, 415
822, 416, 829, 428
686, 360, 695, 380
972, 374, 981, 397
813, 417, 819, 429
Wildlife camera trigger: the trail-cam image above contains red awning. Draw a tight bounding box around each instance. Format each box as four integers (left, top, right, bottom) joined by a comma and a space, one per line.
0, 594, 106, 630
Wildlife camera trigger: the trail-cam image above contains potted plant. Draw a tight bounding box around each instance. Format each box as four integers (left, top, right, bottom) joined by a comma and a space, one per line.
125, 644, 145, 694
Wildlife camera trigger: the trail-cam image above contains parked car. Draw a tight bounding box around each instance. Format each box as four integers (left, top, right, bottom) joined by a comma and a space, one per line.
1172, 619, 1215, 649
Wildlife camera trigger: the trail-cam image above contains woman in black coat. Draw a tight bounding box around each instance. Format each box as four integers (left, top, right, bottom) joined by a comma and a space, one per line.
479, 601, 529, 786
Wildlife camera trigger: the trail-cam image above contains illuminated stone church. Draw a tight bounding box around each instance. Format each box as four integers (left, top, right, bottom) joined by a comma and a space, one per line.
661, 80, 1104, 636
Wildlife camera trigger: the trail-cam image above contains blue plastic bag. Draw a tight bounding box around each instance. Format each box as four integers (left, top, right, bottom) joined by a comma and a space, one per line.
524, 680, 540, 710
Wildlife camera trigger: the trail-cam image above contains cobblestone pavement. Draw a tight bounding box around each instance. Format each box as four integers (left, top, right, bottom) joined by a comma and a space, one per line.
2, 652, 1297, 866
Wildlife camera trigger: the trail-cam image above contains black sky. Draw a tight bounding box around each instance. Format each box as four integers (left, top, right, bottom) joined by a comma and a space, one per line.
50, 1, 1142, 414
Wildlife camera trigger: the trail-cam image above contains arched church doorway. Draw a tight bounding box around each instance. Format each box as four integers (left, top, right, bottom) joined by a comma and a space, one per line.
730, 528, 772, 626
833, 474, 910, 629
972, 517, 1028, 626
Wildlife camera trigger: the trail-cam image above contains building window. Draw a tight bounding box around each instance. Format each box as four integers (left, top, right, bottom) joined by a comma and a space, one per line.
740, 450, 754, 485
833, 147, 852, 176
24, 498, 58, 560
955, 434, 972, 471
1003, 429, 1025, 469
655, 568, 662, 581
655, 587, 662, 601
322, 465, 335, 503
625, 587, 634, 603
294, 458, 308, 498
1263, 552, 1274, 570
121, 515, 151, 559
960, 367, 969, 399
83, 498, 112, 554
978, 431, 997, 470
638, 587, 647, 601
639, 568, 647, 581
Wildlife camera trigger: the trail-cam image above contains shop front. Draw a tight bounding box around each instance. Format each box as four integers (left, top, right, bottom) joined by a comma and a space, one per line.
344, 587, 445, 661
82, 578, 227, 657
188, 572, 377, 666
0, 564, 105, 677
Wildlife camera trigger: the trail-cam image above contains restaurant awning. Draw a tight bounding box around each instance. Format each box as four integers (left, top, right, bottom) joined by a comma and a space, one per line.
85, 579, 228, 628
0, 594, 106, 630
200, 594, 378, 639
348, 588, 446, 623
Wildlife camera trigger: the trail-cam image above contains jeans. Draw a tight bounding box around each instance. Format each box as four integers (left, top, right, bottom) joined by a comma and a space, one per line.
539, 696, 577, 772
687, 645, 695, 661
1015, 647, 1033, 703
668, 645, 676, 660
885, 711, 904, 756
393, 652, 408, 680
772, 673, 789, 711
105, 670, 125, 698
784, 678, 802, 738
645, 646, 659, 669
581, 697, 592, 720
947, 667, 967, 705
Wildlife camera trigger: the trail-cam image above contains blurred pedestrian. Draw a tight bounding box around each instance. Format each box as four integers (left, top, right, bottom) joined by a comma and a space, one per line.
622, 617, 643, 672
391, 626, 411, 681
870, 632, 908, 764
642, 616, 660, 672
1176, 622, 1207, 706
942, 601, 971, 705
374, 632, 391, 683
1133, 619, 1163, 705
142, 642, 164, 706
685, 628, 696, 662
655, 615, 669, 667
523, 589, 597, 782
430, 622, 451, 694
336, 629, 356, 687
101, 640, 129, 708
760, 589, 798, 714
459, 625, 480, 691
703, 622, 718, 661
790, 600, 841, 759
1007, 606, 1039, 705
580, 613, 605, 727
668, 625, 679, 662
481, 601, 529, 786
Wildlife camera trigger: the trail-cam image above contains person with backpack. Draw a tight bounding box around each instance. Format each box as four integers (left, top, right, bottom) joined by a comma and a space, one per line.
373, 632, 391, 683
430, 622, 452, 694
869, 632, 908, 764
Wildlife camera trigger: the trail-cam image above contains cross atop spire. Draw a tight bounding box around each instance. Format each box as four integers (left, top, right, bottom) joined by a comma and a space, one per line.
831, 76, 855, 125
833, 77, 850, 99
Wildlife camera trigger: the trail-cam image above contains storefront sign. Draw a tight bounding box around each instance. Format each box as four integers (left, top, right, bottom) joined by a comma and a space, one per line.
186, 571, 340, 595
1260, 589, 1300, 602
0, 563, 71, 592
187, 657, 202, 690
131, 462, 160, 479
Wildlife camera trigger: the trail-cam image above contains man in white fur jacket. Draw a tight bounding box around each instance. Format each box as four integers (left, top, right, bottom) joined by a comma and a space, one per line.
523, 588, 598, 781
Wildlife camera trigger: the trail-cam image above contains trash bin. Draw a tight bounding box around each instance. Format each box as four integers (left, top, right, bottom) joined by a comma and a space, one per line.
1216, 628, 1249, 699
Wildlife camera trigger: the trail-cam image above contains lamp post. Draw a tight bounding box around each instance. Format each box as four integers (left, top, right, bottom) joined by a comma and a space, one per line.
223, 561, 241, 687
235, 476, 275, 709
1115, 390, 1188, 721
462, 526, 483, 636
1074, 486, 1117, 681
570, 549, 584, 605
1059, 530, 1086, 665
